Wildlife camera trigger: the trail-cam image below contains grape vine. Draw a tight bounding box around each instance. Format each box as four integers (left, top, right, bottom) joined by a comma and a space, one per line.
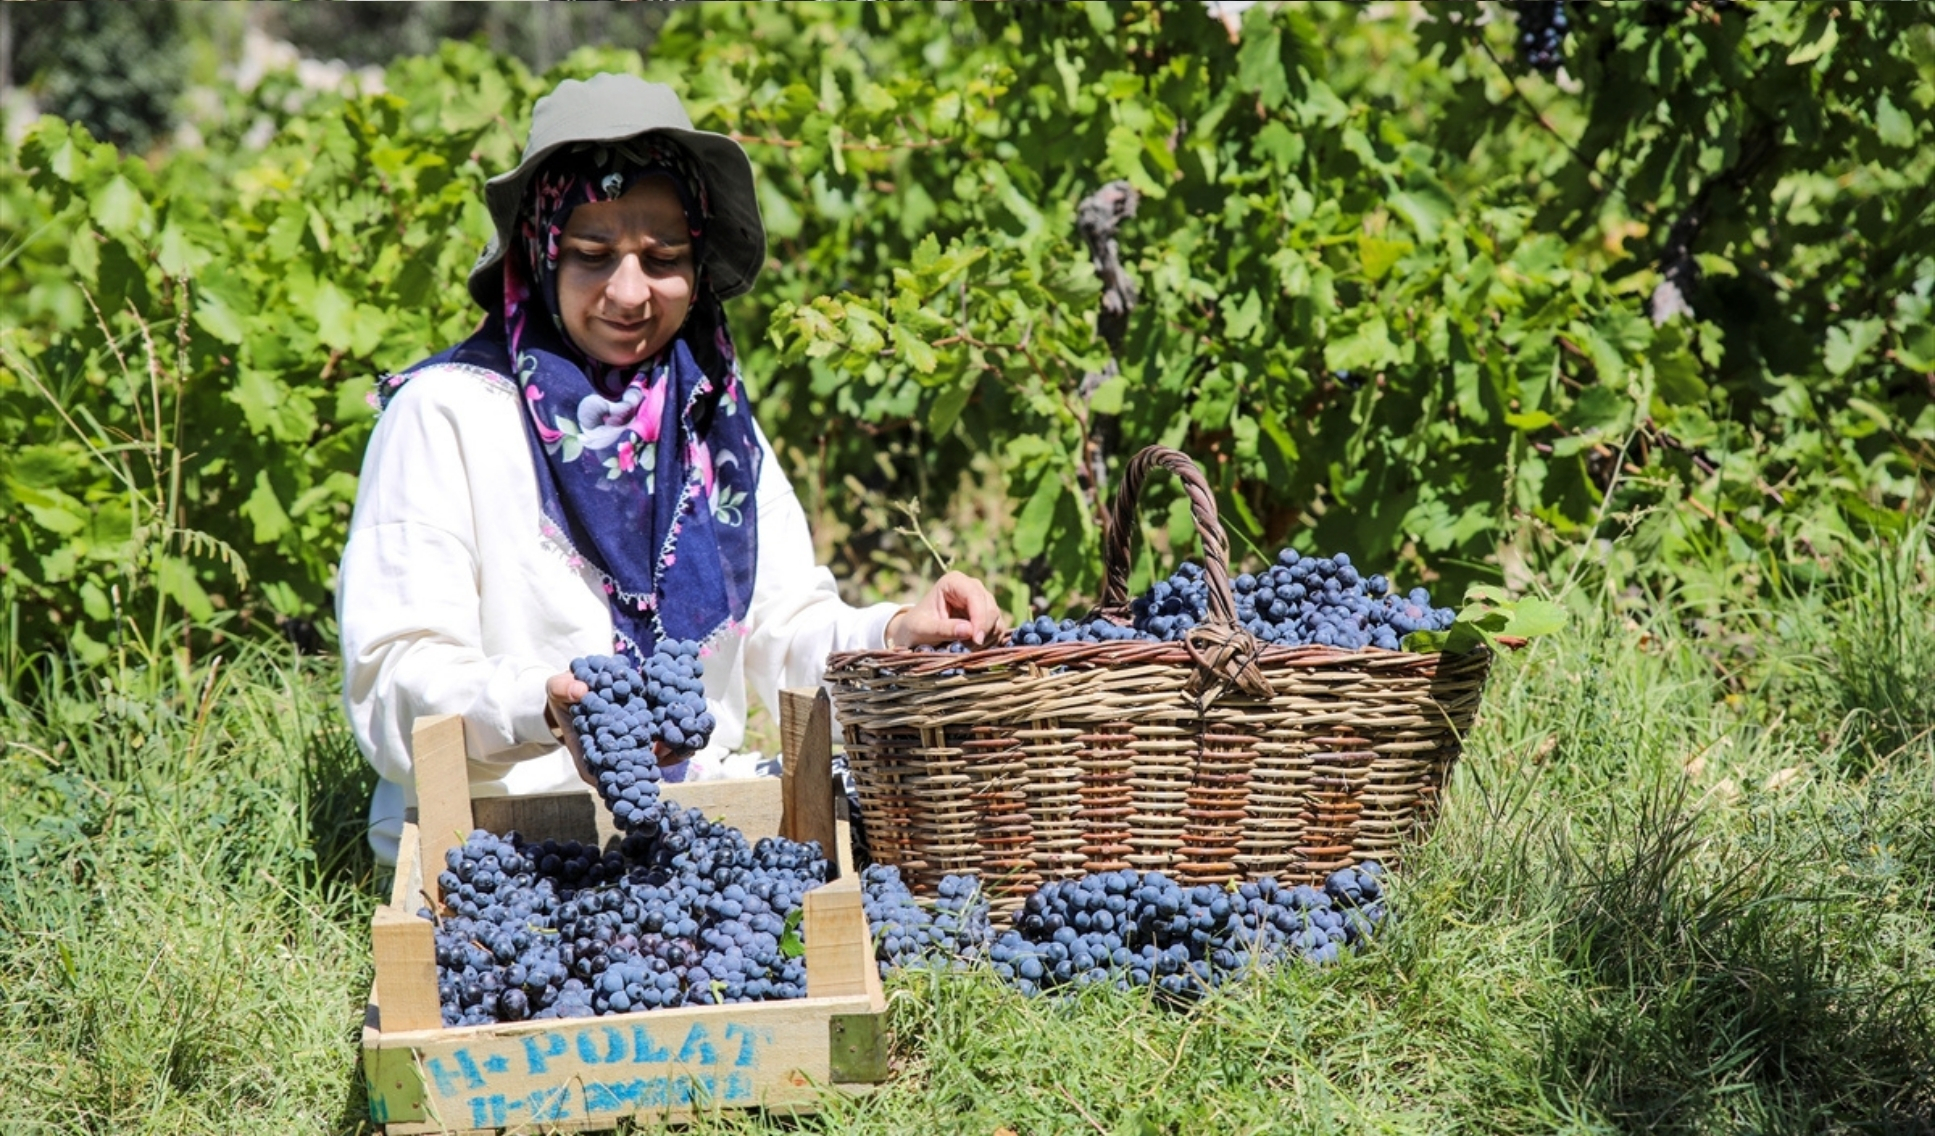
3, 4, 1926, 659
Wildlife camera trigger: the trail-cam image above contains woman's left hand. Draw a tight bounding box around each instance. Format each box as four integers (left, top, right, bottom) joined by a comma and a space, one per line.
546, 670, 675, 789
887, 570, 1005, 649
545, 671, 598, 788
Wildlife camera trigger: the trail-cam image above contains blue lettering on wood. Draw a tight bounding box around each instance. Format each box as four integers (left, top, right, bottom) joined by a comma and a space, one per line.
426, 1049, 485, 1096
472, 1070, 769, 1121
529, 1085, 573, 1120
583, 1080, 624, 1113
631, 1023, 671, 1063
431, 1022, 772, 1124
722, 1022, 766, 1067
454, 1049, 485, 1089
427, 1058, 462, 1098
576, 1025, 626, 1065
522, 1032, 568, 1075
469, 1087, 578, 1125
585, 1077, 661, 1114
677, 1023, 718, 1065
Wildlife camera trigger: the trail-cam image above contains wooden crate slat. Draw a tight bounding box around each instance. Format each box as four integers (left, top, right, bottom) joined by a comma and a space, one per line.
665, 779, 785, 838
389, 820, 424, 912
413, 714, 474, 883
780, 687, 839, 865
835, 812, 856, 879
373, 907, 444, 1034
802, 877, 882, 1004
468, 792, 596, 848
468, 779, 785, 853
370, 993, 878, 1132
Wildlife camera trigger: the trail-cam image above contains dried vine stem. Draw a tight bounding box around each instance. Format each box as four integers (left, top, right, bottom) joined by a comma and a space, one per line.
1074, 179, 1140, 504
1650, 122, 1780, 325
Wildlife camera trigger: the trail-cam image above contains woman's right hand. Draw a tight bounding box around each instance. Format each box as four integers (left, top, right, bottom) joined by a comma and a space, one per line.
888, 570, 1005, 648
546, 671, 595, 787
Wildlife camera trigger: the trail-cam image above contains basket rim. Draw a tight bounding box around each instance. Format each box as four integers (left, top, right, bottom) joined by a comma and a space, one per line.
825, 640, 1493, 681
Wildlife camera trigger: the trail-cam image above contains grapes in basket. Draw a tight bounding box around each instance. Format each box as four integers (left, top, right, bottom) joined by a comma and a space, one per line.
1006, 547, 1455, 650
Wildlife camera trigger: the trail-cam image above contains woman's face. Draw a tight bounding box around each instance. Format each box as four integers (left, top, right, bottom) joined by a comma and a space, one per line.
555, 176, 696, 367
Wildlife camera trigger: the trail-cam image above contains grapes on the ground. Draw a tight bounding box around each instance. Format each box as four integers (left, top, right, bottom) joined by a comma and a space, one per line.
857, 861, 1391, 1000
858, 865, 993, 975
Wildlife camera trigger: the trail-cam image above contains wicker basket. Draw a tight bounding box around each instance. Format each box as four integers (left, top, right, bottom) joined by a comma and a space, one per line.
824, 446, 1491, 907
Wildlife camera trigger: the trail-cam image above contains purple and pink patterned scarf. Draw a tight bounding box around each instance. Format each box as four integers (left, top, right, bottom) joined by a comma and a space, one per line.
381, 137, 761, 664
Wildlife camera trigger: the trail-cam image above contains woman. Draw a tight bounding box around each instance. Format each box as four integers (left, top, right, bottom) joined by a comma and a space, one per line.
339, 74, 1000, 865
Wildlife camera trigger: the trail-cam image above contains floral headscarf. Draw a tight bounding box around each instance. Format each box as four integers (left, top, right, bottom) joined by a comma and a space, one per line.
382, 136, 762, 664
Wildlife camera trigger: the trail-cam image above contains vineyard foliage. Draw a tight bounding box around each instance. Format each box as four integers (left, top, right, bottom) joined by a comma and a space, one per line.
1, 2, 1931, 659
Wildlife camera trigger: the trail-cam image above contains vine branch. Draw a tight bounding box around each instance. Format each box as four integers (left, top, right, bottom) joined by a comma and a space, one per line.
1472, 33, 1606, 194
1649, 120, 1779, 325
1074, 179, 1140, 509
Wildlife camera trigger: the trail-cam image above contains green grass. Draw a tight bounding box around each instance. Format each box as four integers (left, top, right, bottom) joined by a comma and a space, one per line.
0, 646, 378, 1134
4, 539, 1934, 1134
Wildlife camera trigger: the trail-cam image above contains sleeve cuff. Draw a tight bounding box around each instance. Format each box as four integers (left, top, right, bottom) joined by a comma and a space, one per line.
509, 662, 561, 747
860, 601, 902, 651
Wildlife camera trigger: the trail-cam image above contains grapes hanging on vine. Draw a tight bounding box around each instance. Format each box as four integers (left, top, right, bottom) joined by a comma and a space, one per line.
1513, 0, 1570, 72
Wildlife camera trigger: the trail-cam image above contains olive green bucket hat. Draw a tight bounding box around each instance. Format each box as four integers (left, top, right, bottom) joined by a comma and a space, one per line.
467, 73, 766, 312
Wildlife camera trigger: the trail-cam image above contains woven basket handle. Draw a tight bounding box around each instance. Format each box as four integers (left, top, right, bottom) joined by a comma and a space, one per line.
1097, 446, 1268, 696
1097, 446, 1239, 623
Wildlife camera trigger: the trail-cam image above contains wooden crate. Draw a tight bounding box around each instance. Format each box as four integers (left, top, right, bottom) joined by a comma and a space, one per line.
363, 689, 887, 1134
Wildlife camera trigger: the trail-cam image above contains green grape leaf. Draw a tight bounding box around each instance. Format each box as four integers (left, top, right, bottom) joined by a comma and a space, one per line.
1406, 588, 1566, 654
89, 175, 153, 239
779, 908, 805, 959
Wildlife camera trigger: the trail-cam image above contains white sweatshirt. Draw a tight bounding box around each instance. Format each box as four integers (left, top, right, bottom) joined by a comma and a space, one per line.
337, 362, 897, 864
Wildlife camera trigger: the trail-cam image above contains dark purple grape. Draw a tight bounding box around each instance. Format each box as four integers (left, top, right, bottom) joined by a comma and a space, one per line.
860, 862, 1391, 1001
1514, 0, 1569, 72
1005, 548, 1450, 653
420, 646, 828, 1026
